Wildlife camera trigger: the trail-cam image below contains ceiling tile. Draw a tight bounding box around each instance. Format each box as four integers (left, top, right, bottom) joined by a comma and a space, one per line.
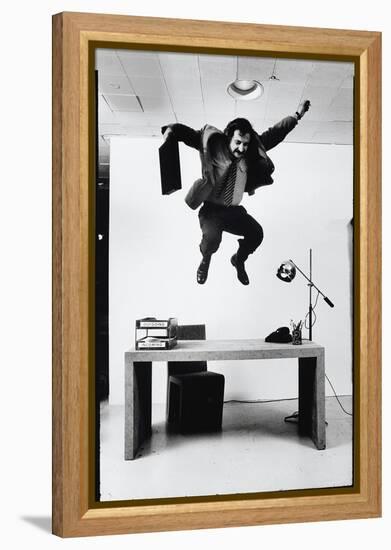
304, 104, 333, 122
120, 126, 156, 137
95, 49, 124, 75
204, 106, 235, 121
199, 54, 236, 81
204, 99, 235, 116
116, 112, 149, 126
283, 121, 320, 143
98, 73, 134, 95
130, 76, 168, 98
264, 82, 304, 112
274, 59, 315, 83
201, 115, 228, 130
172, 114, 206, 129
341, 75, 354, 89
96, 52, 354, 145
266, 104, 298, 122
98, 123, 123, 135
237, 56, 276, 81
302, 86, 341, 122
310, 61, 354, 87
145, 113, 175, 127
165, 78, 203, 101
141, 96, 173, 112
118, 51, 161, 77
201, 83, 231, 101
335, 62, 355, 77
235, 103, 267, 122
98, 96, 118, 124
149, 126, 164, 137
171, 97, 204, 113
303, 85, 340, 104
312, 121, 353, 144
103, 94, 143, 112
158, 52, 199, 76
327, 88, 354, 121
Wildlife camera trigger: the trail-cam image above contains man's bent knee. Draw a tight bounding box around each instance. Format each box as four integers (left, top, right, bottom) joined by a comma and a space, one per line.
242, 227, 264, 257
201, 234, 222, 255
254, 227, 264, 248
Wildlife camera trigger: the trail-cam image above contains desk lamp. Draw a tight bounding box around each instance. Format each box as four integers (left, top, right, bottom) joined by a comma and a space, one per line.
276, 249, 335, 341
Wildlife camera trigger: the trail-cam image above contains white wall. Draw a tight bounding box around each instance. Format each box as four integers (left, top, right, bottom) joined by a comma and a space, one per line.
109, 135, 353, 404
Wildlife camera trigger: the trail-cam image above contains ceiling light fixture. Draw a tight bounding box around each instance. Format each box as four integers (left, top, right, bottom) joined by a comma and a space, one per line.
227, 57, 264, 101
269, 59, 280, 81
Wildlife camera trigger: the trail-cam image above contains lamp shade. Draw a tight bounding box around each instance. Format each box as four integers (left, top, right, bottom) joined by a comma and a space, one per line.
276, 261, 296, 282
227, 79, 264, 100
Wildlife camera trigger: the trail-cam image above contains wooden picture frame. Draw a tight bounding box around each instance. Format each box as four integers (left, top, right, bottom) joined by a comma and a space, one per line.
52, 12, 381, 537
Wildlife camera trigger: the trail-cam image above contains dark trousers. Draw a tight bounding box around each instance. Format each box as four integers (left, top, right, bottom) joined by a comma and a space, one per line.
198, 201, 264, 261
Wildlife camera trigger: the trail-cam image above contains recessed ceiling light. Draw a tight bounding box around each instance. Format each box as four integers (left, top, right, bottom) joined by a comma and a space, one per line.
227, 79, 264, 101
227, 57, 264, 101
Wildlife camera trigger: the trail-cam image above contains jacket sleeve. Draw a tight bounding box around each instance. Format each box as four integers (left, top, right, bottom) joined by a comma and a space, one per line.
257, 115, 298, 151
161, 123, 202, 151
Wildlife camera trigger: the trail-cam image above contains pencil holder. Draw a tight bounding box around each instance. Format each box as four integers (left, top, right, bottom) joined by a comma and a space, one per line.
292, 327, 302, 345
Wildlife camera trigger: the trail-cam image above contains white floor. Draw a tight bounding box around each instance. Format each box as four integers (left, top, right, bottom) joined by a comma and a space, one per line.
100, 396, 353, 502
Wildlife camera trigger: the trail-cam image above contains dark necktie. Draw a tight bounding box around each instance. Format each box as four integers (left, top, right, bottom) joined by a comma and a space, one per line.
219, 160, 238, 206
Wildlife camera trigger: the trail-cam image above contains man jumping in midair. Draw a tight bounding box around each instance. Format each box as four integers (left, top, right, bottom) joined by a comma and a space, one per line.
162, 100, 310, 285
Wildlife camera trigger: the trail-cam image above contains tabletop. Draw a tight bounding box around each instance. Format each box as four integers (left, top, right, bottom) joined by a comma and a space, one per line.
126, 338, 324, 362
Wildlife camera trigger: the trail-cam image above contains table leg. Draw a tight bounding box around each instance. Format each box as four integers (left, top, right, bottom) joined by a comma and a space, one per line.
124, 359, 152, 460
298, 352, 326, 450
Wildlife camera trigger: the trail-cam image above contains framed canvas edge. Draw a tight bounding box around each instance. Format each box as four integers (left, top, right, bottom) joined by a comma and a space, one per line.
52, 11, 382, 538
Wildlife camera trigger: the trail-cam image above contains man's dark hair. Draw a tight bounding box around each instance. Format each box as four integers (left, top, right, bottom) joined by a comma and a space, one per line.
224, 118, 255, 141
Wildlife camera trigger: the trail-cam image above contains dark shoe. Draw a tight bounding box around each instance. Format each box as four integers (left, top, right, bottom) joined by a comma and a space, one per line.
197, 256, 211, 284
231, 254, 249, 285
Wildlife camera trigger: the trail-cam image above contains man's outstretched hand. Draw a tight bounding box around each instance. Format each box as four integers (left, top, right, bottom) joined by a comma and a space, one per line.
297, 99, 311, 118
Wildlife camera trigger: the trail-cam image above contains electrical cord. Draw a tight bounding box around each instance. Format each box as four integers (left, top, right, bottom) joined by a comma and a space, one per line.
224, 397, 297, 405
226, 290, 352, 419
304, 289, 320, 330
303, 288, 352, 417
282, 372, 353, 421
325, 374, 353, 416
225, 392, 351, 418
302, 288, 352, 416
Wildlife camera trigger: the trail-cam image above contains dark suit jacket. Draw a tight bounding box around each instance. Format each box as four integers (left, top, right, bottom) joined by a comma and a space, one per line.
160, 116, 298, 208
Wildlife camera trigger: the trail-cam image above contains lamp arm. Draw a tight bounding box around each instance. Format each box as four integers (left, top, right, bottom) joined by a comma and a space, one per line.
289, 259, 335, 308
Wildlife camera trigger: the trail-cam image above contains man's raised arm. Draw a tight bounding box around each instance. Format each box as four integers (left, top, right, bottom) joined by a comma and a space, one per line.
258, 99, 311, 151
161, 123, 202, 151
